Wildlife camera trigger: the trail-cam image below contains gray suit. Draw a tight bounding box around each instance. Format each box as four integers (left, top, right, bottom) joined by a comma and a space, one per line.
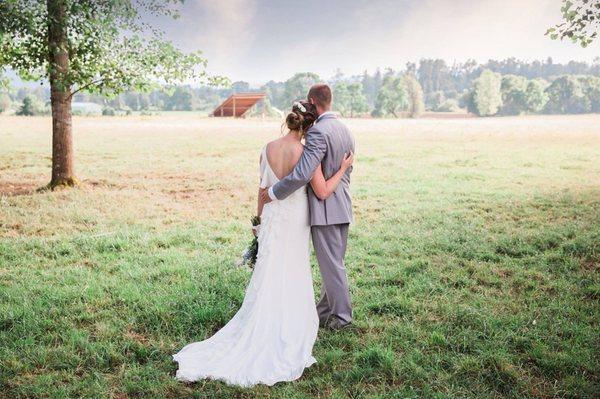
272, 113, 355, 324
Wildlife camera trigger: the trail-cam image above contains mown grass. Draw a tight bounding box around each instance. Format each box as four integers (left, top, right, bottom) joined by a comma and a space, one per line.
1, 114, 599, 398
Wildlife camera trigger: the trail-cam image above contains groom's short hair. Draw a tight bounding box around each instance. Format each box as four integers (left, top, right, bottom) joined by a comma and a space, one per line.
307, 84, 332, 109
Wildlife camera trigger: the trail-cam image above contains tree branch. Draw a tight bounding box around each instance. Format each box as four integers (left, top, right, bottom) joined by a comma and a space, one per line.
68, 78, 106, 99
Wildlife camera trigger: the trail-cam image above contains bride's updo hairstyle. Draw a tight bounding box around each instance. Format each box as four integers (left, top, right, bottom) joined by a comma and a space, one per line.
285, 100, 317, 135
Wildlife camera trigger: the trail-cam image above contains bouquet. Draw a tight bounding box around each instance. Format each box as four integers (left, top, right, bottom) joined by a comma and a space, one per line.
236, 216, 261, 269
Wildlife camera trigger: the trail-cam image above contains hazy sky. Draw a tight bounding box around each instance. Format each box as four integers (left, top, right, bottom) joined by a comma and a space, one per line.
154, 0, 600, 85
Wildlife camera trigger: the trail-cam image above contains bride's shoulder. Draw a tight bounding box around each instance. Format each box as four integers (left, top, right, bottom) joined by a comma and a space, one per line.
263, 138, 281, 152
266, 137, 281, 146
262, 137, 302, 155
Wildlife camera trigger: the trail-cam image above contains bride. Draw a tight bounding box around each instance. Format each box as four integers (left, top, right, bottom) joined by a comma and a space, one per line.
173, 101, 354, 387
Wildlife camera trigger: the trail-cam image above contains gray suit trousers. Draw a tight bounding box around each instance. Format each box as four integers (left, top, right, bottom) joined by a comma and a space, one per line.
312, 223, 352, 324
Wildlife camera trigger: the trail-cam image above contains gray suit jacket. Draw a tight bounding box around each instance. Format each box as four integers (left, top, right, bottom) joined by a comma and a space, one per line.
272, 113, 355, 226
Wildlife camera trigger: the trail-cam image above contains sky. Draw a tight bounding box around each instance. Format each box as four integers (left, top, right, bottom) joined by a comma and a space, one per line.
151, 0, 600, 85
6, 1, 600, 88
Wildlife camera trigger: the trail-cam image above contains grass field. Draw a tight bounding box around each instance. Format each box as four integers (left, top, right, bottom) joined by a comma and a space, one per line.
1, 114, 599, 398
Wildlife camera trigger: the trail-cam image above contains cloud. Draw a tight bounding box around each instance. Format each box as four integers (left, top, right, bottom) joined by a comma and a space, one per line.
202, 0, 257, 60
277, 0, 599, 79
383, 0, 556, 61
339, 0, 599, 71
166, 0, 600, 83
179, 0, 258, 77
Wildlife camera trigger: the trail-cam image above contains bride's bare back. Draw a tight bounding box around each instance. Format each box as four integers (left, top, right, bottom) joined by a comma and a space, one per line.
265, 136, 303, 180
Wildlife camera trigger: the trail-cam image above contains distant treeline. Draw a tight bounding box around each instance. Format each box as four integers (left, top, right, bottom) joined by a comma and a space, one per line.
1, 57, 599, 117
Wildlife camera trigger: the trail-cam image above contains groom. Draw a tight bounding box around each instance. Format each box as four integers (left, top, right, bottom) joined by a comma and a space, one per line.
261, 84, 355, 330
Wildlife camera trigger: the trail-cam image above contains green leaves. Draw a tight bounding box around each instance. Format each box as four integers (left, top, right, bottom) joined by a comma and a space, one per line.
333, 82, 369, 117
0, 0, 220, 97
0, 73, 8, 91
544, 75, 600, 114
0, 1, 48, 82
468, 69, 502, 116
282, 72, 321, 107
403, 74, 425, 118
546, 0, 599, 47
373, 71, 409, 117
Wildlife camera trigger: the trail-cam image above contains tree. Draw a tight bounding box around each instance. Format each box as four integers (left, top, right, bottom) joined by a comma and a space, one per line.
546, 0, 600, 47
261, 80, 286, 110
467, 69, 502, 116
0, 74, 7, 91
0, 0, 215, 188
282, 72, 320, 109
361, 69, 382, 107
165, 86, 193, 111
437, 98, 460, 112
449, 59, 480, 93
333, 82, 369, 117
426, 91, 445, 111
138, 93, 150, 111
500, 75, 528, 115
418, 59, 453, 96
123, 92, 140, 111
403, 74, 424, 118
16, 96, 36, 116
231, 81, 250, 93
579, 75, 600, 112
0, 92, 11, 113
373, 73, 408, 117
524, 79, 549, 113
544, 75, 586, 114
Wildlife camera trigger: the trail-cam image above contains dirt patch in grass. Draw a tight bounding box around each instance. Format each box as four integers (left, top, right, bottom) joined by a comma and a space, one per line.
0, 181, 39, 196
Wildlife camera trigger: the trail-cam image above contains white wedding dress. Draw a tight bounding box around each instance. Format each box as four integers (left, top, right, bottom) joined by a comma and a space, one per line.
173, 146, 319, 387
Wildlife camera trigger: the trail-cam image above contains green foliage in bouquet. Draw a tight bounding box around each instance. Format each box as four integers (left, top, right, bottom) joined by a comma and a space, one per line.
239, 216, 261, 269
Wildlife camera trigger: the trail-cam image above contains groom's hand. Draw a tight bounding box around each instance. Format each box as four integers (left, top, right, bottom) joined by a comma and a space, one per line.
260, 187, 273, 204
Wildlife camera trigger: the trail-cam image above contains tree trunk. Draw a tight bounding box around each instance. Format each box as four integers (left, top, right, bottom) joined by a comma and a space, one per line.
47, 0, 77, 189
